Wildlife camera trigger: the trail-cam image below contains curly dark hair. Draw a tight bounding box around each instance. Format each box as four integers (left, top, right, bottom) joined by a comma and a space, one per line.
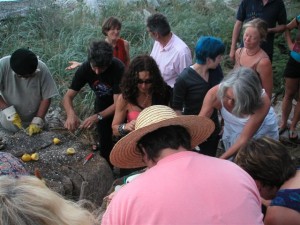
88, 41, 113, 67
121, 55, 169, 107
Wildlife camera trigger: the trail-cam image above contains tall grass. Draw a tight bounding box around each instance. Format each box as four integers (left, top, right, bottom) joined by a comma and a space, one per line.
0, 0, 298, 118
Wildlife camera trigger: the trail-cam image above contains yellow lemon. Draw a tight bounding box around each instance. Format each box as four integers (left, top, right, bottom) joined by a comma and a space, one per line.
31, 153, 39, 161
53, 138, 61, 145
66, 148, 76, 155
21, 153, 31, 162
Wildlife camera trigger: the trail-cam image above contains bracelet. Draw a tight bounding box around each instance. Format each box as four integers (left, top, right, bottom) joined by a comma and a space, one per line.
118, 123, 128, 136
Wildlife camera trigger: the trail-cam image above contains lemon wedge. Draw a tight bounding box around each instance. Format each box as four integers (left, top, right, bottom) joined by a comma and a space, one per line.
66, 148, 76, 155
21, 153, 31, 162
53, 138, 61, 145
31, 153, 39, 161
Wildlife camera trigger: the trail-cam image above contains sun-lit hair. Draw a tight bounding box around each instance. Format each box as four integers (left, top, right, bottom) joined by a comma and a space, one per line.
243, 18, 268, 42
102, 16, 122, 36
121, 55, 168, 106
195, 36, 225, 64
235, 137, 297, 188
0, 176, 97, 225
218, 67, 263, 117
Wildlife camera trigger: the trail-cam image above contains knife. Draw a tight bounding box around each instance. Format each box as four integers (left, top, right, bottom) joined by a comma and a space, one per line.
83, 152, 94, 165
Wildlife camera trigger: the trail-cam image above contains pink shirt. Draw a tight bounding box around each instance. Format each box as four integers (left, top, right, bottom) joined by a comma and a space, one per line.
150, 33, 192, 87
101, 151, 263, 225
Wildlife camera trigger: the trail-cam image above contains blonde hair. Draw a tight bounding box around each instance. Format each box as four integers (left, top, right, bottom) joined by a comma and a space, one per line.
243, 18, 268, 42
0, 176, 97, 225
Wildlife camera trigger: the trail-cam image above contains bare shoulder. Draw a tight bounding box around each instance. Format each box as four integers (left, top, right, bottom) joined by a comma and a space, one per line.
265, 206, 300, 225
207, 86, 221, 108
123, 39, 130, 47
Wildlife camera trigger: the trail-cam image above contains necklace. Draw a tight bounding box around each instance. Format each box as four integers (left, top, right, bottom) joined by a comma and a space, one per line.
140, 94, 150, 108
246, 48, 260, 56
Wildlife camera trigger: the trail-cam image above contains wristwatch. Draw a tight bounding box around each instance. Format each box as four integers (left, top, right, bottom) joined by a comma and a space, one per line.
97, 113, 103, 121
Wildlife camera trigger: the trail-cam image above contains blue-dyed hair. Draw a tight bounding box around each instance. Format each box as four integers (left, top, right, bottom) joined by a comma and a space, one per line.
195, 36, 225, 64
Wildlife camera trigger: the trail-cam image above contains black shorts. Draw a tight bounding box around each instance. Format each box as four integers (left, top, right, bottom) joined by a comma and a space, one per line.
283, 56, 300, 78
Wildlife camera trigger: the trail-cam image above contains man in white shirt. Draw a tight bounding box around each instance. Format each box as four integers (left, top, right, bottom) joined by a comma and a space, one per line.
147, 13, 192, 89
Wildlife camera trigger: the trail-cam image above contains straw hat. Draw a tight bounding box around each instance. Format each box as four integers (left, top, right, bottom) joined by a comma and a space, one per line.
110, 105, 215, 168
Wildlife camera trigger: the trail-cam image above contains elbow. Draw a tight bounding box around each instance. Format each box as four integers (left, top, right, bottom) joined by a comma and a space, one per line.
112, 125, 119, 136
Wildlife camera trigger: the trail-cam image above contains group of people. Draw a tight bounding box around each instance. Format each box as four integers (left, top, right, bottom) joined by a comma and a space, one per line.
0, 0, 300, 223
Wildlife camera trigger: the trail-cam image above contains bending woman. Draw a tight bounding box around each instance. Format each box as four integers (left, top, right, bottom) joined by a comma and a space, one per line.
199, 67, 278, 160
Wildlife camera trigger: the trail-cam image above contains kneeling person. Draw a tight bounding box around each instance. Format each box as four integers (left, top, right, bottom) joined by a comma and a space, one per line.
0, 48, 58, 135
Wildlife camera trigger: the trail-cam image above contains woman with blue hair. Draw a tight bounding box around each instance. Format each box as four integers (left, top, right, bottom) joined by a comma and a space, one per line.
173, 36, 225, 156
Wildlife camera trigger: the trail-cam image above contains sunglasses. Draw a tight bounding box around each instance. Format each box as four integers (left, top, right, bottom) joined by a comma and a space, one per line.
137, 79, 153, 84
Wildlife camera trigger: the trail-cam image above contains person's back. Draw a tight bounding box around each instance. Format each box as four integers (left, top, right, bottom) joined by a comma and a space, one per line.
103, 151, 263, 224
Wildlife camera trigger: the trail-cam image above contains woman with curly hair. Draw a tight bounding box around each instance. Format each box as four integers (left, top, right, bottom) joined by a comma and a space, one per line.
112, 55, 170, 137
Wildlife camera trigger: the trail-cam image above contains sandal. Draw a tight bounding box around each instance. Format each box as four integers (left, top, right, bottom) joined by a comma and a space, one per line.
289, 130, 298, 141
278, 126, 289, 135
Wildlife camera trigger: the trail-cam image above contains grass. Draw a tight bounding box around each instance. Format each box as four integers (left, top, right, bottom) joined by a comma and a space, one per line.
0, 0, 299, 118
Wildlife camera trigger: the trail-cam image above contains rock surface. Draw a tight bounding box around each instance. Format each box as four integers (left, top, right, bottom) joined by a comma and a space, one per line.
0, 108, 114, 207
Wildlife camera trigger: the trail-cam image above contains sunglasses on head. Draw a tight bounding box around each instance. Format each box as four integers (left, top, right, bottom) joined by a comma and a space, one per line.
137, 79, 153, 84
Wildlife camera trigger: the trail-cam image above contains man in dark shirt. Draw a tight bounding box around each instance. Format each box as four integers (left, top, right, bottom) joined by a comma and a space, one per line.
63, 41, 125, 167
230, 0, 287, 62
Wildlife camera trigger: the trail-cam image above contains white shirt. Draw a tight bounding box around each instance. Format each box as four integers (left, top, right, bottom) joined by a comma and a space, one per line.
150, 33, 192, 87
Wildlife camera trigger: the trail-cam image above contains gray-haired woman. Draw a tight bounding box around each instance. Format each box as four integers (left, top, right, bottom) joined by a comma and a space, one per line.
199, 67, 278, 160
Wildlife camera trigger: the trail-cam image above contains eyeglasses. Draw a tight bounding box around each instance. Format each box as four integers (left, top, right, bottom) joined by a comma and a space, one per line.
137, 79, 153, 84
224, 95, 235, 104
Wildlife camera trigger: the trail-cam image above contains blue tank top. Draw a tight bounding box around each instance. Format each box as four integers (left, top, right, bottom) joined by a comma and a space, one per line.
270, 188, 300, 212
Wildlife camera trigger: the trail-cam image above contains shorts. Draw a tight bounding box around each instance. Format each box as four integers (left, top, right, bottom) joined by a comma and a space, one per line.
283, 56, 300, 78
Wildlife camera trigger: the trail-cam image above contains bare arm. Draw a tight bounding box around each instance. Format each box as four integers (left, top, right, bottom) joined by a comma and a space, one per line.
65, 61, 82, 70
124, 40, 130, 66
264, 206, 300, 225
268, 24, 286, 33
36, 98, 51, 119
286, 17, 298, 30
79, 93, 120, 130
62, 89, 80, 132
256, 58, 273, 99
230, 20, 243, 62
285, 29, 294, 51
112, 94, 134, 136
220, 94, 271, 159
199, 86, 221, 117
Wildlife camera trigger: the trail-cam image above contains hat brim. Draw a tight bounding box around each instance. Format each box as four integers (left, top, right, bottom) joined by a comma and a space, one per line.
110, 115, 215, 168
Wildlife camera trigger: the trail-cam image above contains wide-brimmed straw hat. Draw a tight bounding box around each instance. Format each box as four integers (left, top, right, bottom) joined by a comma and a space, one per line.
110, 105, 215, 168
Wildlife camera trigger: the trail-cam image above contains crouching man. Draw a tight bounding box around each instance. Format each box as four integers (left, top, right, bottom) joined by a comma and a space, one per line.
0, 48, 58, 136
